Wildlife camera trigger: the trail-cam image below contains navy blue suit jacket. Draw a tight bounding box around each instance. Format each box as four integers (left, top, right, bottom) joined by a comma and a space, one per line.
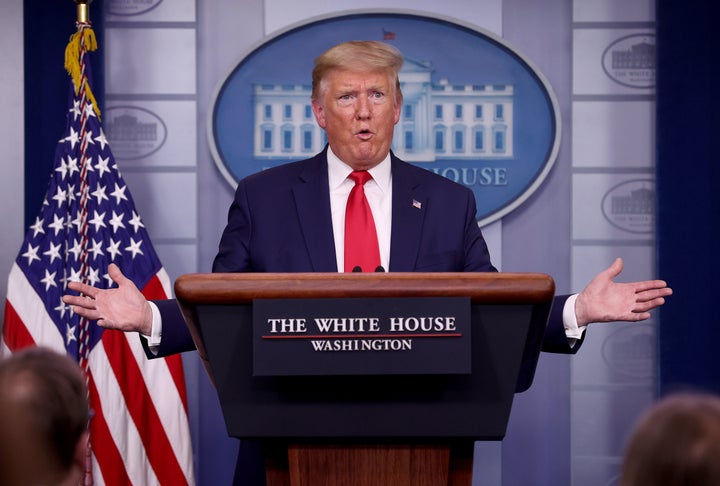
145, 149, 582, 358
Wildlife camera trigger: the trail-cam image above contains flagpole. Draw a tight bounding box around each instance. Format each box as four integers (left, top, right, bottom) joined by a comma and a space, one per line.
65, 0, 99, 376
75, 0, 92, 24
71, 3, 95, 484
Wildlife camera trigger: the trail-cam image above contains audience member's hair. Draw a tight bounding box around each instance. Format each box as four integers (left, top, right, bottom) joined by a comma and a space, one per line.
621, 392, 720, 486
0, 346, 89, 486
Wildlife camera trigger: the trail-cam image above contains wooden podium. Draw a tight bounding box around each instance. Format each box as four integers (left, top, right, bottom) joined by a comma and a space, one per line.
175, 272, 554, 486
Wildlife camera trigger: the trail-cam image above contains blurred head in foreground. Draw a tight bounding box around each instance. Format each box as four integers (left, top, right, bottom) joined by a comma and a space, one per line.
0, 346, 89, 486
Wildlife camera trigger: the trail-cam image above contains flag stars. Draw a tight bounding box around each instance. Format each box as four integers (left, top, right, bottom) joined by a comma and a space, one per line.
128, 211, 144, 233
48, 214, 65, 236
125, 237, 144, 259
69, 99, 82, 121
73, 186, 84, 202
62, 126, 80, 149
92, 184, 108, 205
108, 211, 125, 233
95, 156, 112, 178
103, 271, 115, 288
82, 129, 95, 149
83, 156, 95, 173
40, 269, 58, 291
94, 128, 109, 151
55, 158, 69, 180
59, 268, 69, 288
29, 217, 45, 238
52, 186, 68, 208
107, 238, 122, 260
67, 239, 82, 262
67, 156, 80, 177
89, 238, 105, 260
65, 323, 78, 345
55, 299, 71, 319
67, 184, 78, 204
43, 241, 63, 264
86, 267, 101, 286
67, 267, 83, 283
70, 213, 84, 233
83, 102, 97, 119
89, 210, 107, 232
21, 243, 41, 266
110, 183, 128, 205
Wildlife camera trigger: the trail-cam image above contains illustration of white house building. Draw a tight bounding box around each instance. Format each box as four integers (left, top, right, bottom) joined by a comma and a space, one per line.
253, 57, 514, 161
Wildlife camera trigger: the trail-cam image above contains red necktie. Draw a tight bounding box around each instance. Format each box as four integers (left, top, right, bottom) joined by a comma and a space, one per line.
344, 170, 381, 273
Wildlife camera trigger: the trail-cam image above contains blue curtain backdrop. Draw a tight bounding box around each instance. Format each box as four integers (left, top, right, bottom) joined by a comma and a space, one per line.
23, 0, 105, 229
657, 0, 720, 395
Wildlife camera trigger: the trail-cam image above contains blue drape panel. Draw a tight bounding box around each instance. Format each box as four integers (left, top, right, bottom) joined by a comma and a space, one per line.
657, 0, 720, 395
23, 0, 105, 228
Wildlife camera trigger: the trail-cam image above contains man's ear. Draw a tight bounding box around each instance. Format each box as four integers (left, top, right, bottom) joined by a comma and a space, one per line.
393, 93, 402, 124
72, 430, 90, 471
311, 99, 327, 128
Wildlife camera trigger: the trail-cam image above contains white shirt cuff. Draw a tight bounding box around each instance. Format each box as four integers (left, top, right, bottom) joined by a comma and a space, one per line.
563, 293, 586, 348
146, 301, 163, 355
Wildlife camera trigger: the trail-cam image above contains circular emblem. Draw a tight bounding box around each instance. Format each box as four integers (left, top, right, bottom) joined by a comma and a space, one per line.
601, 324, 655, 380
601, 179, 655, 234
105, 106, 167, 160
209, 11, 560, 226
601, 33, 656, 89
107, 0, 164, 17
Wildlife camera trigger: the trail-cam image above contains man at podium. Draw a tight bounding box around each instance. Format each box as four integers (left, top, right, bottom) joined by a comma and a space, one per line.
63, 40, 671, 485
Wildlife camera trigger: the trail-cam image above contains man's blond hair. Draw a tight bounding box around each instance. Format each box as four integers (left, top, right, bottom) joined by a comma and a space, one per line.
311, 40, 404, 101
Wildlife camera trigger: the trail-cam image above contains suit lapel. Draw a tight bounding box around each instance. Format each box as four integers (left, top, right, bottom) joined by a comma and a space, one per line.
292, 151, 338, 272
389, 156, 425, 271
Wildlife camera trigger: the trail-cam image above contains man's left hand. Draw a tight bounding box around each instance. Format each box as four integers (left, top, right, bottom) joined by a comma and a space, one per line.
574, 258, 673, 327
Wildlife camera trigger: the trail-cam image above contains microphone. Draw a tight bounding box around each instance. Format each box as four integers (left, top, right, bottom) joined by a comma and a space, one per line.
352, 266, 362, 272
374, 266, 385, 272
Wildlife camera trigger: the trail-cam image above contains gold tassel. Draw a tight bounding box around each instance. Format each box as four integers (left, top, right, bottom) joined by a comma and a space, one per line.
64, 27, 101, 119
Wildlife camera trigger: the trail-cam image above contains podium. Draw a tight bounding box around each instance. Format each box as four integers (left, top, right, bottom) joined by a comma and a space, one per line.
175, 272, 554, 486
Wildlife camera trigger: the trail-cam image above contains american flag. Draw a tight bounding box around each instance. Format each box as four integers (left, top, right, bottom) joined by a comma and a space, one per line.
1, 24, 195, 485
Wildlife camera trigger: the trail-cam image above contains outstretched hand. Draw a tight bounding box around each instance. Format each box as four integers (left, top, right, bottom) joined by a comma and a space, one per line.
62, 263, 153, 336
574, 258, 672, 328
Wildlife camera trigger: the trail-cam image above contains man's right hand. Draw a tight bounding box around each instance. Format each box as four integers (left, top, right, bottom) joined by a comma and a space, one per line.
62, 263, 153, 336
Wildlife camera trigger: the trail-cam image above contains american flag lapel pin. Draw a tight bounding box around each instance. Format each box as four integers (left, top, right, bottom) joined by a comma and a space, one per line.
412, 199, 422, 209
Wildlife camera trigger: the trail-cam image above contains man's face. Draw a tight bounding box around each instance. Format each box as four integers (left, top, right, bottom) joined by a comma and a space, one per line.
312, 68, 401, 170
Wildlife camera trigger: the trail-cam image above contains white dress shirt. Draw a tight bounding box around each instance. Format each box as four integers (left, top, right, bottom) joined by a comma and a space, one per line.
327, 147, 392, 272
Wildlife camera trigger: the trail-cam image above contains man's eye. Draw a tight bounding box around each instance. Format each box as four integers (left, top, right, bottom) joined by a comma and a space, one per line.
337, 95, 355, 106
372, 92, 384, 99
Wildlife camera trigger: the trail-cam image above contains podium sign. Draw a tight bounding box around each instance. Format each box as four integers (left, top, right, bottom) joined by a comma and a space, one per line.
252, 296, 472, 376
